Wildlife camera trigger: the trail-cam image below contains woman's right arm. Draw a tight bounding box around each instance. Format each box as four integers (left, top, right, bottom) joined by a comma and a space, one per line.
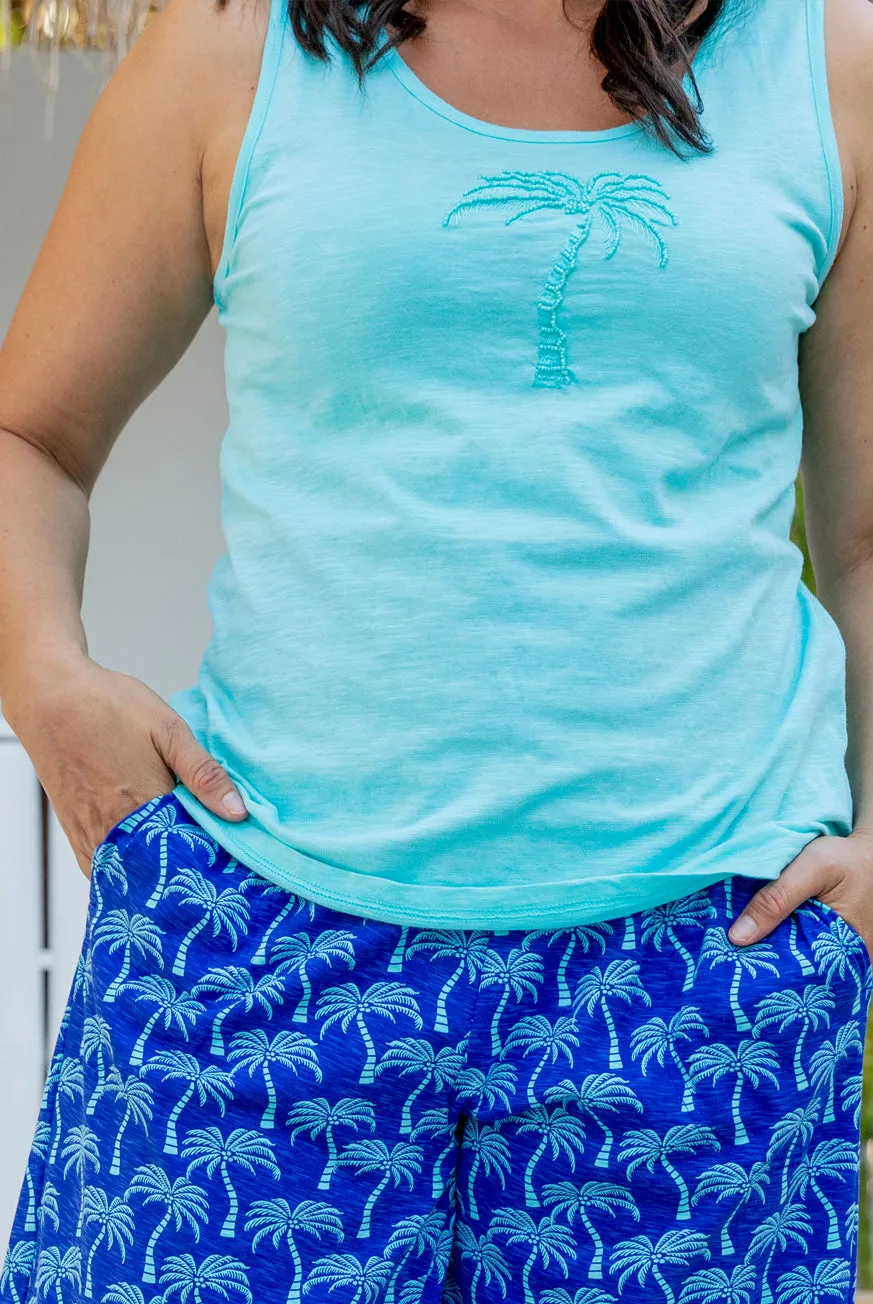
0, 0, 265, 871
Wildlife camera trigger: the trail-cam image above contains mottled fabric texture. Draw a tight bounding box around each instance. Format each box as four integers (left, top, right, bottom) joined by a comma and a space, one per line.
2, 793, 870, 1304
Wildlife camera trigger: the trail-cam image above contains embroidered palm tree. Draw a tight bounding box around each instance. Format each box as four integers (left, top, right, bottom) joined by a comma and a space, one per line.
454, 1226, 511, 1304
544, 1180, 638, 1281
752, 985, 833, 1092
488, 1209, 576, 1304
747, 1204, 813, 1304
503, 1015, 580, 1107
336, 1139, 422, 1239
81, 1189, 135, 1298
21, 1121, 51, 1231
406, 930, 490, 1034
691, 1160, 769, 1256
93, 909, 164, 1002
811, 914, 868, 1014
609, 1230, 709, 1304
34, 1246, 82, 1304
444, 170, 677, 389
480, 947, 545, 1056
141, 1051, 235, 1154
1, 1242, 36, 1304
809, 1022, 863, 1124
619, 1124, 719, 1222
687, 1039, 779, 1146
159, 1254, 252, 1304
546, 1072, 642, 1169
182, 1126, 279, 1238
121, 975, 205, 1068
165, 870, 250, 979
574, 960, 651, 1070
766, 1099, 821, 1203
528, 924, 613, 1007
246, 890, 313, 967
81, 1015, 114, 1115
272, 930, 357, 1023
227, 1028, 321, 1129
773, 1259, 851, 1304
410, 1108, 456, 1200
141, 804, 218, 911
90, 842, 127, 922
246, 1199, 344, 1304
640, 894, 717, 992
460, 1119, 512, 1221
697, 929, 779, 1032
315, 982, 422, 1085
286, 1096, 376, 1191
125, 1166, 209, 1285
193, 965, 287, 1057
630, 1006, 708, 1113
375, 1039, 464, 1135
46, 1057, 84, 1166
101, 1071, 155, 1177
303, 1254, 394, 1302
787, 1138, 857, 1251
455, 1061, 518, 1115
384, 1212, 446, 1304
677, 1263, 758, 1304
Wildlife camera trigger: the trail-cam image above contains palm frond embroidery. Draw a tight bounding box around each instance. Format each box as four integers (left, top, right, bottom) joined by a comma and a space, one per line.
443, 169, 677, 389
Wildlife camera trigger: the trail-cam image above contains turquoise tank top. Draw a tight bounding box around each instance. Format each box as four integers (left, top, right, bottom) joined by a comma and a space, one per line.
169, 0, 852, 929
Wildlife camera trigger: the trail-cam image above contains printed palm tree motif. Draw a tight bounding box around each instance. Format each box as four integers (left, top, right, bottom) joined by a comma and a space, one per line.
461, 1119, 512, 1221
410, 1108, 456, 1200
846, 1200, 859, 1254
619, 1125, 719, 1222
81, 1189, 135, 1298
316, 982, 422, 1084
752, 985, 834, 1092
543, 1180, 639, 1281
141, 1052, 235, 1154
102, 1280, 147, 1304
610, 1230, 709, 1304
697, 930, 779, 1032
455, 1061, 518, 1115
93, 909, 164, 1002
248, 892, 312, 967
1, 1242, 36, 1304
488, 1209, 576, 1304
286, 1096, 376, 1191
383, 1211, 446, 1304
542, 1291, 618, 1304
228, 1028, 320, 1129
37, 1181, 60, 1233
406, 931, 490, 1034
766, 1099, 821, 1203
546, 1072, 642, 1168
810, 1021, 864, 1124
688, 1040, 779, 1146
677, 1263, 758, 1303
46, 1057, 84, 1166
444, 171, 677, 389
530, 924, 613, 1007
121, 976, 205, 1069
159, 1254, 252, 1304
34, 1246, 82, 1304
100, 1071, 155, 1177
126, 1166, 209, 1285
141, 804, 218, 911
454, 1226, 511, 1304
574, 960, 651, 1070
165, 871, 250, 979
388, 927, 412, 974
480, 947, 545, 1056
246, 1198, 344, 1304
182, 1126, 279, 1238
812, 914, 868, 1014
90, 842, 127, 921
82, 1016, 114, 1115
691, 1160, 769, 1256
747, 1204, 813, 1304
787, 905, 818, 977
841, 1068, 863, 1128
502, 1016, 580, 1108
22, 1121, 51, 1231
375, 1039, 464, 1135
60, 1125, 101, 1234
193, 965, 287, 1058
630, 1006, 709, 1113
337, 1139, 423, 1238
641, 894, 717, 992
303, 1254, 394, 1302
787, 1138, 857, 1251
774, 1258, 851, 1304
272, 930, 357, 1023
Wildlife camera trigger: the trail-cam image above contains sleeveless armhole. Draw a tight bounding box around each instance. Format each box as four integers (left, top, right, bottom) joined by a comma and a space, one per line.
806, 0, 845, 285
212, 0, 287, 310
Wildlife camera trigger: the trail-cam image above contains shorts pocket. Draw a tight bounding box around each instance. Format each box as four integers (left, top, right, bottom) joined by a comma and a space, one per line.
806, 895, 872, 971
89, 790, 175, 870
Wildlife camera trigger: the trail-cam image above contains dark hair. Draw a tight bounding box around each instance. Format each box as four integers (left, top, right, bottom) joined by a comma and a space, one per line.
286, 1, 728, 155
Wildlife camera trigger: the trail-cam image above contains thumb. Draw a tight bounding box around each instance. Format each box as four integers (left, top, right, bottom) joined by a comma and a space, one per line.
157, 714, 248, 821
728, 838, 834, 946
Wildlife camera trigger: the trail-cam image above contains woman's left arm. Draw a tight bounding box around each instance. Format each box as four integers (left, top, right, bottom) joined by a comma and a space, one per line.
729, 0, 873, 951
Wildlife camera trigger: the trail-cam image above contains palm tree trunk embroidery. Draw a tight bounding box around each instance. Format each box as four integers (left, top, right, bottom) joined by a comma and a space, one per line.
444, 170, 677, 389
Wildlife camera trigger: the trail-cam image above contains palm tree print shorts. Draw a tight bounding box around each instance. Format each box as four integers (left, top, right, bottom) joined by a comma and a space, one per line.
2, 793, 872, 1304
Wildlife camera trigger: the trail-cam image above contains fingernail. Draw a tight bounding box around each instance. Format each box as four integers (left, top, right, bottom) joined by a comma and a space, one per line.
221, 791, 247, 818
729, 916, 757, 944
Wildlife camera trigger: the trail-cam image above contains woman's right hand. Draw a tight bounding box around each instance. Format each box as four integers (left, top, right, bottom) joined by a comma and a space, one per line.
4, 655, 248, 876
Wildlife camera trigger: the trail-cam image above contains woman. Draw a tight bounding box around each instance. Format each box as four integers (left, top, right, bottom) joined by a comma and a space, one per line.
1, 0, 873, 1297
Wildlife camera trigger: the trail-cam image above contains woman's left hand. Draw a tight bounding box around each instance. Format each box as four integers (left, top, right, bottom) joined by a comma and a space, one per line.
729, 830, 873, 958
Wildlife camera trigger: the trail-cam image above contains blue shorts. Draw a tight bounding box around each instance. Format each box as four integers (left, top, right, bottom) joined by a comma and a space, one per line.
2, 792, 870, 1304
